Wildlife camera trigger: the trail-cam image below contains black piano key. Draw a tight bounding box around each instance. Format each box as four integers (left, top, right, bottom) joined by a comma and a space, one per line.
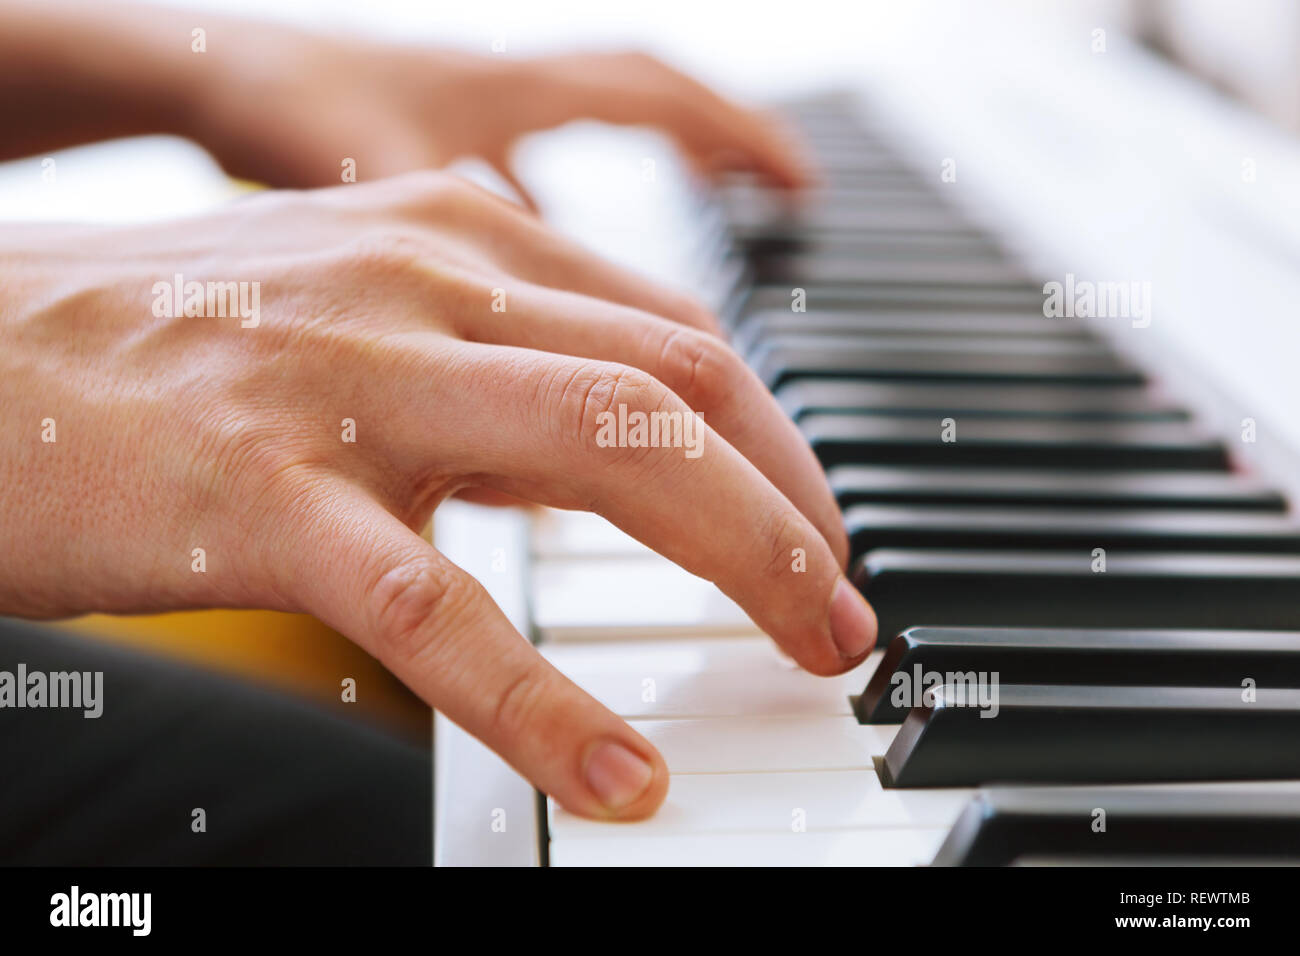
844, 504, 1300, 557
734, 229, 1001, 259
853, 549, 1300, 635
772, 333, 1110, 355
735, 284, 1048, 319
829, 466, 1284, 510
734, 189, 984, 216
727, 199, 974, 236
739, 312, 1094, 356
737, 232, 1007, 261
881, 684, 1300, 787
803, 416, 1225, 469
858, 626, 1300, 723
719, 182, 939, 221
757, 344, 1142, 389
728, 184, 972, 223
751, 254, 1031, 287
752, 334, 1115, 372
932, 785, 1300, 866
778, 381, 1183, 422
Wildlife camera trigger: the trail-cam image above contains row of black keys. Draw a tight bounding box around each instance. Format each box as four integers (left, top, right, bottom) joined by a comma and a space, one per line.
719, 108, 1300, 641
720, 101, 1300, 862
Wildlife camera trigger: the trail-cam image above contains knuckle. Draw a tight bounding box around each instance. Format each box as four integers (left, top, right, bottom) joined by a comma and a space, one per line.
399, 168, 464, 201
653, 327, 742, 411
557, 362, 667, 440
396, 172, 524, 233
345, 230, 429, 282
488, 660, 553, 744
548, 362, 682, 477
386, 170, 490, 220
760, 508, 808, 582
418, 172, 491, 211
369, 559, 474, 663
337, 230, 479, 319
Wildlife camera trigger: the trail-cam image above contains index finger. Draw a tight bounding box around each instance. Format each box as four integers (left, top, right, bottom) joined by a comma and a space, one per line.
450, 347, 877, 675
538, 52, 816, 189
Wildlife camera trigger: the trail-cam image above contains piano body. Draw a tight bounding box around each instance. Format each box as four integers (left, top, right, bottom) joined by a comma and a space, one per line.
434, 18, 1300, 866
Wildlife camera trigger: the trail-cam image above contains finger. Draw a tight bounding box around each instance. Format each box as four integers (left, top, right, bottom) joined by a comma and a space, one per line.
477, 201, 723, 336
291, 486, 669, 820
448, 346, 877, 675
668, 95, 816, 190
544, 53, 815, 189
691, 111, 823, 190
456, 283, 848, 566
383, 172, 723, 335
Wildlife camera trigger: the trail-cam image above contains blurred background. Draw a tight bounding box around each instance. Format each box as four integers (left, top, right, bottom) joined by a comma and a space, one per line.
5, 0, 1299, 740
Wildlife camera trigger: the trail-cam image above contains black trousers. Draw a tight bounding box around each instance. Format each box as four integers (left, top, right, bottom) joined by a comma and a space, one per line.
0, 618, 431, 865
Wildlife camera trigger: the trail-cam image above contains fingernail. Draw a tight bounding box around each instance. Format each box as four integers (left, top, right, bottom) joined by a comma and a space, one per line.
585, 740, 654, 811
828, 575, 877, 660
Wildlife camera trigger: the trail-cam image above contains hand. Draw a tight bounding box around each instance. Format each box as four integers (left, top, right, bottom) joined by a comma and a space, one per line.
192, 31, 814, 202
0, 4, 812, 202
0, 173, 874, 819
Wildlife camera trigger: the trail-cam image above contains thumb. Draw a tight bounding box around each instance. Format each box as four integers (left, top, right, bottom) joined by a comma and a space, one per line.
292, 489, 668, 819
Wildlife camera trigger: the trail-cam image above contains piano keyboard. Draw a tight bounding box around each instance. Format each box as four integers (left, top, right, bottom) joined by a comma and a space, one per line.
433, 95, 1300, 867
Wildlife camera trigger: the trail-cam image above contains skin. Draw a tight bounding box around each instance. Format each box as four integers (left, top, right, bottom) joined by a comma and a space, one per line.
0, 3, 875, 820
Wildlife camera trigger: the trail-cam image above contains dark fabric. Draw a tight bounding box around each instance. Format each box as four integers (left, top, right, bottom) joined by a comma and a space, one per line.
0, 618, 431, 865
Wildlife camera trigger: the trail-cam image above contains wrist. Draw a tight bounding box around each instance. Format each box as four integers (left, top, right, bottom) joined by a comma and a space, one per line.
0, 3, 208, 145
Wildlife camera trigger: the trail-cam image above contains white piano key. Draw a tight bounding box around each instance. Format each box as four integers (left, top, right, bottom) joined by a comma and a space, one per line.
433, 500, 531, 632
532, 557, 759, 641
548, 828, 949, 867
435, 716, 539, 867
549, 770, 972, 839
635, 716, 898, 773
572, 665, 863, 717
544, 635, 795, 675
543, 638, 882, 718
531, 508, 653, 559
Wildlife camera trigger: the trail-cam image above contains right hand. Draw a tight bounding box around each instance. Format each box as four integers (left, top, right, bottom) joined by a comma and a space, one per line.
0, 172, 876, 819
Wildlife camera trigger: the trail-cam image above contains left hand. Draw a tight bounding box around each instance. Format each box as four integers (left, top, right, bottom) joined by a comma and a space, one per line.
191, 29, 814, 204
